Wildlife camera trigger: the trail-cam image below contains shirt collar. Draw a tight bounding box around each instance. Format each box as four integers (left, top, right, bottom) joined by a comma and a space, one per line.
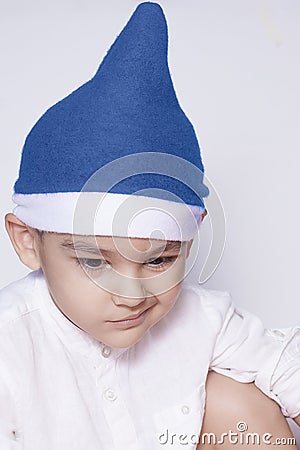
33, 270, 129, 363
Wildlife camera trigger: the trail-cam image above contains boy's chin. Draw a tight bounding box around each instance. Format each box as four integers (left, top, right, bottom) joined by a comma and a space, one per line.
98, 329, 147, 349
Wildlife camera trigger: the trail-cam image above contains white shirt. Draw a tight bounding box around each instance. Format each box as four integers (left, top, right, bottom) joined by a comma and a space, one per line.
0, 270, 299, 450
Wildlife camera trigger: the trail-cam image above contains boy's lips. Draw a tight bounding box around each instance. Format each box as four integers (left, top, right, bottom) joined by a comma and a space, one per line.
108, 304, 154, 322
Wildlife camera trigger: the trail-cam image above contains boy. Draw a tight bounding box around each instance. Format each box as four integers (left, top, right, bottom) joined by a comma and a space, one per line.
1, 2, 299, 449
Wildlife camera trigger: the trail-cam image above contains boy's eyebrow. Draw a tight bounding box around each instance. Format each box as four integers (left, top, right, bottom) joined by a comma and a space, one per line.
60, 240, 182, 256
61, 240, 103, 255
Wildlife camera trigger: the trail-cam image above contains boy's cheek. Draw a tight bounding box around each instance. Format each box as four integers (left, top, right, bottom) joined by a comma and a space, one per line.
143, 257, 188, 296
144, 272, 184, 298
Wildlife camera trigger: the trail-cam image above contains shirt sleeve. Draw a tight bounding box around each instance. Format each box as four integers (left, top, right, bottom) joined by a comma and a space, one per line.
205, 289, 300, 419
0, 373, 22, 449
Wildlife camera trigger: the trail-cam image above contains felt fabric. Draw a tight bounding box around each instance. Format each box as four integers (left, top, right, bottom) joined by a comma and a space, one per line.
12, 2, 209, 238
13, 192, 205, 240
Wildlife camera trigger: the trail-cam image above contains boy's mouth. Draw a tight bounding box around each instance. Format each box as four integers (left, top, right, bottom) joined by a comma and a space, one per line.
107, 304, 155, 328
110, 304, 153, 322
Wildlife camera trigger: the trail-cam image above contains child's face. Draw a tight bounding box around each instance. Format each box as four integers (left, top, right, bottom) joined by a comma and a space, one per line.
36, 233, 192, 348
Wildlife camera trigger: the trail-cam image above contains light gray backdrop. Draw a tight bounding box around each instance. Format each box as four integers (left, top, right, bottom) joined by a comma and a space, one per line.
0, 0, 299, 443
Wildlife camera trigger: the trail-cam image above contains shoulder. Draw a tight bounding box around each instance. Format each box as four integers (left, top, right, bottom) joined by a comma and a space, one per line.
0, 270, 54, 388
0, 270, 43, 329
179, 281, 235, 331
180, 281, 232, 311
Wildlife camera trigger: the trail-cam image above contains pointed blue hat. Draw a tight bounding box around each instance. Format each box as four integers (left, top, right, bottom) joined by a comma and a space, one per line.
13, 2, 209, 240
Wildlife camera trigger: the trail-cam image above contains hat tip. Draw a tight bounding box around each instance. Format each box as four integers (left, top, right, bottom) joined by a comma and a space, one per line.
135, 2, 164, 14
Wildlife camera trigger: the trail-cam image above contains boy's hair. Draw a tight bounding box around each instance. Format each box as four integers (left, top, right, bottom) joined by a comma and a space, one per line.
34, 229, 69, 240
35, 229, 45, 239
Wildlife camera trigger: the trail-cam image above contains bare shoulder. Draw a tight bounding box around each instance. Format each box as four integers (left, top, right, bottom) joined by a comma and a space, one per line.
197, 371, 297, 449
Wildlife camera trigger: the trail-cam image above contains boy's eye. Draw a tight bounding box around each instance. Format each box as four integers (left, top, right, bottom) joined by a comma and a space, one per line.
147, 257, 164, 265
145, 256, 176, 269
76, 255, 178, 272
78, 258, 107, 270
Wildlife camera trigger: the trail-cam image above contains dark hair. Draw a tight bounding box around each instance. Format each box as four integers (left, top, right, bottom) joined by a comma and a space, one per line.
35, 229, 45, 239
34, 229, 64, 239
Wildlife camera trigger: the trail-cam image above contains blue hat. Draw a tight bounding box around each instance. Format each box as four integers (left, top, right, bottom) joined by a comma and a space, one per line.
13, 2, 209, 241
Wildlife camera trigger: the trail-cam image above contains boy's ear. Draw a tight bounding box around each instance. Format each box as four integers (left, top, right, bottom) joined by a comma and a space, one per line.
201, 209, 207, 221
5, 213, 42, 270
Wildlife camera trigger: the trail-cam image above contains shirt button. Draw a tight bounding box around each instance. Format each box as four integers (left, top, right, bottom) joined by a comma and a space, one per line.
102, 345, 111, 358
181, 405, 190, 415
104, 388, 117, 402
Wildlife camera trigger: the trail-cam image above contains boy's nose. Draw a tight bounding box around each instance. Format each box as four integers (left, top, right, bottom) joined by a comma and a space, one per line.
108, 271, 149, 307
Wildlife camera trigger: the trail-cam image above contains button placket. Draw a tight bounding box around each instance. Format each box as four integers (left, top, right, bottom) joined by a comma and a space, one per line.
96, 361, 140, 449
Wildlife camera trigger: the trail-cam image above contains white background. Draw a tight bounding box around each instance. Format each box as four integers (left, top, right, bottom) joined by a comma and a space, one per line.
0, 0, 299, 442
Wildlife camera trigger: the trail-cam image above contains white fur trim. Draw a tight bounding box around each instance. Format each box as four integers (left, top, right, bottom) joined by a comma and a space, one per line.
12, 192, 205, 241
